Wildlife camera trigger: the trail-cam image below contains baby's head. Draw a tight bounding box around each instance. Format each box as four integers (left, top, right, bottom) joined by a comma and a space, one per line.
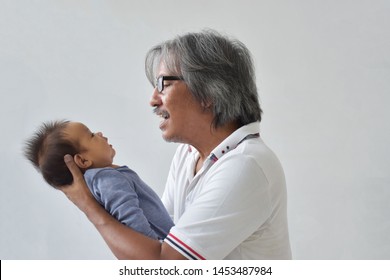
24, 120, 116, 187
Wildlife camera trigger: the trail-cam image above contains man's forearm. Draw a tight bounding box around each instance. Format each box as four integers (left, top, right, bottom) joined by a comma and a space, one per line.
83, 201, 162, 259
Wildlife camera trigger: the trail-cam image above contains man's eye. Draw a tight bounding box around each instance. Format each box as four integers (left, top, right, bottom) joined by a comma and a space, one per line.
91, 133, 95, 137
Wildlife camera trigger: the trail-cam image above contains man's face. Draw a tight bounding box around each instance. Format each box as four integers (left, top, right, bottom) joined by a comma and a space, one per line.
149, 62, 213, 144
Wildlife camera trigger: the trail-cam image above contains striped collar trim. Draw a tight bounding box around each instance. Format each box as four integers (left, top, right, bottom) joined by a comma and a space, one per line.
208, 122, 260, 163
187, 122, 261, 161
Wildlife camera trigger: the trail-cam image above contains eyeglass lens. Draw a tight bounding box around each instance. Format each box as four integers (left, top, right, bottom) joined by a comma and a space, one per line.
156, 76, 183, 93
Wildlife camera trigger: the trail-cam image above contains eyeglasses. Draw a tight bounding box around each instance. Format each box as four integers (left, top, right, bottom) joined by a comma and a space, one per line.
155, 76, 183, 93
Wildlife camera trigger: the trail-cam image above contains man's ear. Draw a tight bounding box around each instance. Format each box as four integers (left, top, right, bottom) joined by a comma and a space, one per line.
73, 154, 93, 169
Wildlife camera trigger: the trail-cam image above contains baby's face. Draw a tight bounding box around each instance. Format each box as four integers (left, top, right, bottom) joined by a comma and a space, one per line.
64, 122, 116, 168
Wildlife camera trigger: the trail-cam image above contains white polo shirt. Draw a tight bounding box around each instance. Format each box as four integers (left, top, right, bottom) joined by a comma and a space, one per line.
162, 122, 292, 260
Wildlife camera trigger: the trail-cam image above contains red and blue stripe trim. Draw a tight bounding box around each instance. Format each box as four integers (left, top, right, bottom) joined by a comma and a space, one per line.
165, 233, 206, 260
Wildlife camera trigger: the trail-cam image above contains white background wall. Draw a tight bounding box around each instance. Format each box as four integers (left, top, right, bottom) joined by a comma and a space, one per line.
1, 0, 389, 260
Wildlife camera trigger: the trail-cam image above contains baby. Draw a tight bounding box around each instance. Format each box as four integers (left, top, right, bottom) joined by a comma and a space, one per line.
24, 120, 173, 240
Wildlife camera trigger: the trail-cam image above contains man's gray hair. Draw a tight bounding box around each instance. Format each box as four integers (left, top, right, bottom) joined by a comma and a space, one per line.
145, 30, 262, 128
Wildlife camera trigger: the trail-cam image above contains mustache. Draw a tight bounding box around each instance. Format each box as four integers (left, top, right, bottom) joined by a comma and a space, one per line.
153, 107, 166, 115
153, 107, 170, 119
153, 107, 160, 115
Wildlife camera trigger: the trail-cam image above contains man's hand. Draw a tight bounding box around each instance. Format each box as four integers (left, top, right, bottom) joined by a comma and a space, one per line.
56, 154, 96, 213
56, 155, 185, 260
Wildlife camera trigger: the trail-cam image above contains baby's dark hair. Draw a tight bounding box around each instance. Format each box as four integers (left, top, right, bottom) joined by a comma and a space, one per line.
24, 120, 79, 187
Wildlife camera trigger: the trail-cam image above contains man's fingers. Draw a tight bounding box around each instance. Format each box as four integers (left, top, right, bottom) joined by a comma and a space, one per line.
64, 154, 83, 181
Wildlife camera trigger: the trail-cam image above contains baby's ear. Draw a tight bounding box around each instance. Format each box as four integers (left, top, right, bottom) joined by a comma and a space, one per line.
73, 154, 92, 169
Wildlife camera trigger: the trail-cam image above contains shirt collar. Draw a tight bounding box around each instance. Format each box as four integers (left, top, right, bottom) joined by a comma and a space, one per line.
208, 122, 260, 162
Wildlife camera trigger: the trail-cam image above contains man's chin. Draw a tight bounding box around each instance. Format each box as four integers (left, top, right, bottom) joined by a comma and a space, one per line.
162, 133, 183, 144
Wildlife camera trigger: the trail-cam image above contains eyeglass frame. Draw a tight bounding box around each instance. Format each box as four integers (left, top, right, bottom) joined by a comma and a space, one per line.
155, 76, 184, 93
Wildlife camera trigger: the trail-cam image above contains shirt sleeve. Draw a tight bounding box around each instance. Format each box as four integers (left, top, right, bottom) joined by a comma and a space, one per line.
91, 169, 159, 240
165, 154, 272, 259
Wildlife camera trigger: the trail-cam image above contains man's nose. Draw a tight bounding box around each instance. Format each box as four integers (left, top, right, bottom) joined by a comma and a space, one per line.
149, 87, 162, 107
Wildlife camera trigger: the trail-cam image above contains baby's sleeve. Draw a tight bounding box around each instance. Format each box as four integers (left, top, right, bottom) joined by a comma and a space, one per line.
91, 169, 159, 240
